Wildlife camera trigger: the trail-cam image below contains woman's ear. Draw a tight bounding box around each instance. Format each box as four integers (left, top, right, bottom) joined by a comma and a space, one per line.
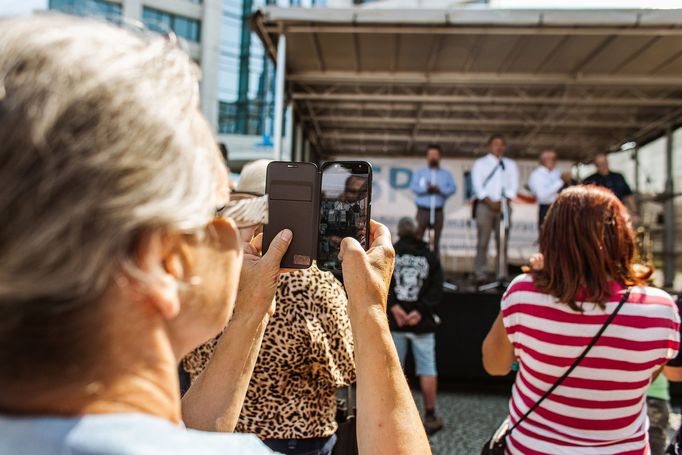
134, 230, 186, 320
163, 249, 187, 281
153, 273, 181, 320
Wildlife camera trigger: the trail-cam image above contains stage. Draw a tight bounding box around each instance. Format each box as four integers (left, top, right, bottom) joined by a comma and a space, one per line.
429, 289, 512, 387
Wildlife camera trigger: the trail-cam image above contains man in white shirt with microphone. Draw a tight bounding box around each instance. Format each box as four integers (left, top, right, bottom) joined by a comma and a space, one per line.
471, 134, 519, 283
528, 149, 573, 231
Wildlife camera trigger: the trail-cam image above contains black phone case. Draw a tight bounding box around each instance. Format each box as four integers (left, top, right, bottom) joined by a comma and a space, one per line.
262, 162, 320, 269
263, 161, 372, 270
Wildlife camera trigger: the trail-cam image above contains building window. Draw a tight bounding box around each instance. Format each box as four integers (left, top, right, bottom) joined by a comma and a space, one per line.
142, 7, 172, 32
218, 100, 274, 136
173, 16, 201, 43
142, 7, 201, 43
49, 0, 122, 20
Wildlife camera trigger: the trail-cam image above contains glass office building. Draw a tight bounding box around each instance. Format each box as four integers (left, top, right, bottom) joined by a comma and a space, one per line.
220, 0, 327, 137
142, 6, 201, 41
48, 0, 305, 143
219, 0, 276, 136
48, 0, 328, 160
49, 0, 220, 132
217, 0, 330, 161
49, 0, 122, 20
49, 1, 202, 43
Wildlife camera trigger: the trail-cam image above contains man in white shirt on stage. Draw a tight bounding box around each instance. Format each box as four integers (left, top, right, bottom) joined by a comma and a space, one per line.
528, 149, 573, 231
471, 134, 519, 283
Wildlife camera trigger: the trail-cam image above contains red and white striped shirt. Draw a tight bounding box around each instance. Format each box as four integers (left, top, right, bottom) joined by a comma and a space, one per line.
501, 274, 680, 455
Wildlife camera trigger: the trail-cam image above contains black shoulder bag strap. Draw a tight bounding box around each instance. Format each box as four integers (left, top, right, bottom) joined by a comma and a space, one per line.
505, 287, 632, 437
481, 160, 503, 190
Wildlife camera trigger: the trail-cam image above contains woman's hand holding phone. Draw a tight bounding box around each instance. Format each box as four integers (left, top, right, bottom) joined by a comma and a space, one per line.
338, 221, 432, 455
339, 220, 395, 316
236, 230, 293, 319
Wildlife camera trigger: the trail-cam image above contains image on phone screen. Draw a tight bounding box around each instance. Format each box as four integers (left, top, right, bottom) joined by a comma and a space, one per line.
318, 162, 371, 272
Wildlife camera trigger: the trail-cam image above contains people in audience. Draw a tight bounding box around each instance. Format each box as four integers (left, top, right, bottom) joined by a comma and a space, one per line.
0, 16, 431, 455
182, 159, 355, 455
482, 185, 679, 454
388, 217, 444, 435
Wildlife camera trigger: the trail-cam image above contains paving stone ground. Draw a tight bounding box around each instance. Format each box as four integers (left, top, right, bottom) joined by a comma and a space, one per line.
411, 391, 682, 454
412, 390, 510, 455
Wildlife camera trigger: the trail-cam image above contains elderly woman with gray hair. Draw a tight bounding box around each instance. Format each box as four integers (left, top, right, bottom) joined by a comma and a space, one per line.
0, 14, 430, 455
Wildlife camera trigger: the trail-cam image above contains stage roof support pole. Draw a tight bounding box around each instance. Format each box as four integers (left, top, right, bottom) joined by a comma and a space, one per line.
303, 137, 311, 162
633, 145, 640, 207
294, 122, 303, 162
273, 34, 286, 161
663, 126, 675, 289
284, 102, 294, 161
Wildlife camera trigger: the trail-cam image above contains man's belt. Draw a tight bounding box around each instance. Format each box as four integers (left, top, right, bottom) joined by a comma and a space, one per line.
417, 206, 443, 211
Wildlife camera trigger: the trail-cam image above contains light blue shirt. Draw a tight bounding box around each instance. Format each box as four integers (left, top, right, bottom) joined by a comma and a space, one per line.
0, 413, 273, 455
410, 166, 456, 209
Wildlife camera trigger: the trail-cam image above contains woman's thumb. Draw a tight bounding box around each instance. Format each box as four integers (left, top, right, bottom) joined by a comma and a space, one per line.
262, 229, 293, 268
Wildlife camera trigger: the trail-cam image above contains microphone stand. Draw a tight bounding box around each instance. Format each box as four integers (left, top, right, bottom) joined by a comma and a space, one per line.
428, 169, 436, 252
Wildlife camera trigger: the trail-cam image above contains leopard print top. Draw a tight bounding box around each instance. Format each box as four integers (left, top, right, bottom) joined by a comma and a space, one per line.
182, 263, 356, 439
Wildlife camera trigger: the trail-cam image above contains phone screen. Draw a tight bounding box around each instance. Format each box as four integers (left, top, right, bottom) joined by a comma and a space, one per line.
317, 161, 371, 272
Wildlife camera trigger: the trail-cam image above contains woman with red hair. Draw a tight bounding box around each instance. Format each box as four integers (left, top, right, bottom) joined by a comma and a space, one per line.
482, 185, 680, 454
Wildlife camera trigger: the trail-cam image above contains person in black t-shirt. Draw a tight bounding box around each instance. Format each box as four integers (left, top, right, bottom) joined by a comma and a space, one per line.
583, 152, 639, 222
388, 217, 444, 436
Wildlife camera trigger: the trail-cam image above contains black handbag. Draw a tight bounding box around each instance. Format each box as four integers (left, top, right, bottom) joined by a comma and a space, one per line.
481, 288, 632, 455
332, 386, 358, 455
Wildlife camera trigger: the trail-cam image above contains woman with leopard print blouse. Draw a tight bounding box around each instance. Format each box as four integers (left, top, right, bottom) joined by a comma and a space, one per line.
182, 160, 355, 455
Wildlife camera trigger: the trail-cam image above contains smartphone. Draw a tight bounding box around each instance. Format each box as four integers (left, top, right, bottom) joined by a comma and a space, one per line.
263, 160, 372, 270
262, 162, 319, 269
317, 161, 372, 272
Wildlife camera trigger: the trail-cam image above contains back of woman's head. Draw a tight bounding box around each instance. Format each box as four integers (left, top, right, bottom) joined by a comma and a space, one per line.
534, 185, 642, 310
0, 16, 224, 390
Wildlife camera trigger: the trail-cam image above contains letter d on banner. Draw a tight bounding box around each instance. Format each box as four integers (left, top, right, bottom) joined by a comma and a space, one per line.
389, 167, 412, 203
390, 167, 412, 189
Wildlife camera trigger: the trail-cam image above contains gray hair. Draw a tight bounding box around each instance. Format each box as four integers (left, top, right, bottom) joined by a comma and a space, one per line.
397, 217, 417, 239
0, 15, 225, 382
